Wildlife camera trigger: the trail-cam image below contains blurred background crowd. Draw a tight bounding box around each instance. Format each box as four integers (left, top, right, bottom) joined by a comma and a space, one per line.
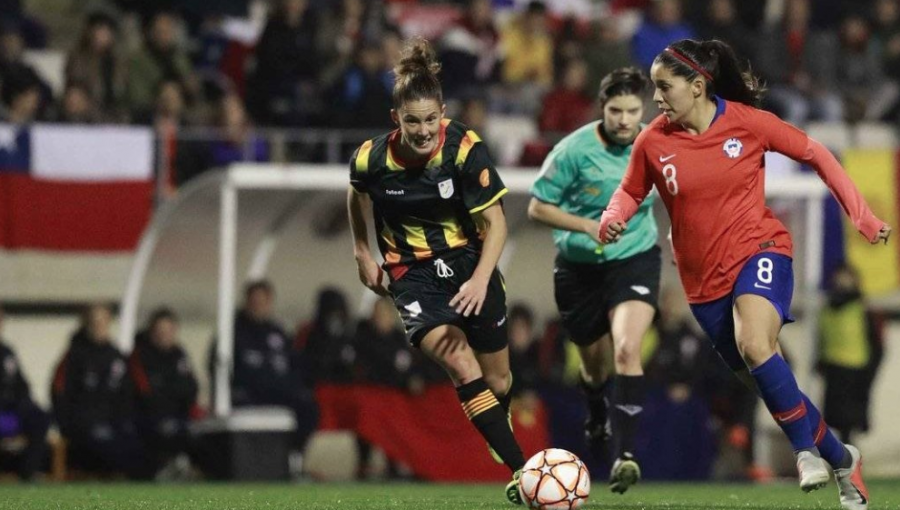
0, 267, 885, 482
3, 0, 900, 186
0, 0, 893, 485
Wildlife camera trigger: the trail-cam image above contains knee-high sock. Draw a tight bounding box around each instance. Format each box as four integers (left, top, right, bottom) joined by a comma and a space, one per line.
612, 375, 645, 458
458, 378, 525, 472
750, 354, 815, 452
801, 393, 851, 468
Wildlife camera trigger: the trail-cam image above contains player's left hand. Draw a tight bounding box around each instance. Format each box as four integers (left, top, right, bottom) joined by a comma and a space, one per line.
450, 275, 489, 317
874, 224, 892, 245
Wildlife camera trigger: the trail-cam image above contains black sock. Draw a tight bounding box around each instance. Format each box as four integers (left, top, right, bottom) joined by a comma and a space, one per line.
458, 378, 525, 471
580, 376, 610, 428
612, 375, 645, 459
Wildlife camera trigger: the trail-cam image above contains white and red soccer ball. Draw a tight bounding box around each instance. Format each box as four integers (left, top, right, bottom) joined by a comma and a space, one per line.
518, 448, 590, 509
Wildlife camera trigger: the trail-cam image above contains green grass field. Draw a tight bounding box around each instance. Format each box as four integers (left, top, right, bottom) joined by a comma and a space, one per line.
1, 481, 899, 510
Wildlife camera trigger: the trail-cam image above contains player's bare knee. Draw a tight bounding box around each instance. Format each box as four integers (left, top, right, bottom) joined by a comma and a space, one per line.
736, 335, 774, 368
613, 338, 641, 371
483, 371, 511, 396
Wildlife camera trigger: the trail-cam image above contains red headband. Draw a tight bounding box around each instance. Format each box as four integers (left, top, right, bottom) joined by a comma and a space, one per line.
665, 47, 713, 81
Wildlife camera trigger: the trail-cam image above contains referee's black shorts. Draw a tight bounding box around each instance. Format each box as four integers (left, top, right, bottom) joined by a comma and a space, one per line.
554, 245, 661, 346
389, 248, 508, 353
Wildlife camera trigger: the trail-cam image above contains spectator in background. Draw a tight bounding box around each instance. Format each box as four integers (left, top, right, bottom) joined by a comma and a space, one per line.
835, 14, 900, 122
0, 306, 50, 481
871, 0, 900, 86
355, 296, 418, 391
631, 0, 696, 70
817, 265, 884, 445
507, 303, 541, 399
642, 287, 717, 480
297, 287, 357, 386
695, 0, 756, 64
327, 40, 394, 129
317, 0, 368, 90
0, 67, 42, 123
353, 296, 418, 479
438, 0, 502, 101
126, 11, 197, 119
500, 0, 554, 115
0, 0, 46, 48
582, 17, 633, 100
208, 91, 268, 168
246, 0, 320, 126
210, 280, 317, 456
756, 0, 843, 124
538, 58, 593, 138
65, 12, 127, 122
54, 82, 101, 124
0, 22, 50, 119
51, 304, 150, 479
130, 308, 198, 480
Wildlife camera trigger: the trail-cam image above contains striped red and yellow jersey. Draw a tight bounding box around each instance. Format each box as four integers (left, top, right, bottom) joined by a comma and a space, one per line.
349, 119, 508, 273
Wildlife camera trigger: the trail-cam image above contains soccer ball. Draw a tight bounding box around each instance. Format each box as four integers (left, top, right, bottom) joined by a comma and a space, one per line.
518, 448, 590, 509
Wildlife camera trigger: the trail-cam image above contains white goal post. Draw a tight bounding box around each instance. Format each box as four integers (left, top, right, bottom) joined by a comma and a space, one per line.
119, 164, 829, 417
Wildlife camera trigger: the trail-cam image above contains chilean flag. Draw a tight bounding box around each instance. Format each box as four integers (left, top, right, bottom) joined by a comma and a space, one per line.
0, 124, 154, 251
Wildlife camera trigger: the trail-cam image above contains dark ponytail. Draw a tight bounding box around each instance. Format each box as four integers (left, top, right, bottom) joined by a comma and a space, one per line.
654, 39, 765, 107
392, 37, 443, 108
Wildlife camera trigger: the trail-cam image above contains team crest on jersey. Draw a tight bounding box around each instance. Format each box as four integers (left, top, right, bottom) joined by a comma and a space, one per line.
438, 178, 454, 198
723, 137, 743, 159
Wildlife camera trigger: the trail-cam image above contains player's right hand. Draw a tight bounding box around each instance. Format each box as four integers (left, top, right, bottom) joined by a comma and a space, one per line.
598, 212, 626, 244
874, 224, 892, 245
356, 256, 390, 296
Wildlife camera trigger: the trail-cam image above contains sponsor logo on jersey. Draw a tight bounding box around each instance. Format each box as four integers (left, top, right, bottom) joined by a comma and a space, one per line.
386, 189, 405, 195
723, 137, 743, 159
659, 153, 676, 162
438, 178, 454, 198
479, 168, 490, 187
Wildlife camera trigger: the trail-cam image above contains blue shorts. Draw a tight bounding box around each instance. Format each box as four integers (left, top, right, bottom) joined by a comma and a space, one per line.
689, 252, 795, 371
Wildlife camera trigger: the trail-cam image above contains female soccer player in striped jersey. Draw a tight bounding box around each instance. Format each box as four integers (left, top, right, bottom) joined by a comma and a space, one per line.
529, 67, 657, 494
600, 39, 890, 510
347, 37, 525, 505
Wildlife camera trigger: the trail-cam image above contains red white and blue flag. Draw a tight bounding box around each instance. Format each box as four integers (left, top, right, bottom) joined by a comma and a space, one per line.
0, 124, 154, 251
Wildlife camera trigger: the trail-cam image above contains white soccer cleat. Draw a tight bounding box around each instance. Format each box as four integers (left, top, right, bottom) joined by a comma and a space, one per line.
796, 450, 829, 492
834, 445, 869, 510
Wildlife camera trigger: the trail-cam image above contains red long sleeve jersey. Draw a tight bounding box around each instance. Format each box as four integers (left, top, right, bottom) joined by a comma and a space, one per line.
607, 100, 883, 303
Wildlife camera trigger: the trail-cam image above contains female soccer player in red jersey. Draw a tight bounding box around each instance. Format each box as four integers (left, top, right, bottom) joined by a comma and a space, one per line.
599, 39, 890, 510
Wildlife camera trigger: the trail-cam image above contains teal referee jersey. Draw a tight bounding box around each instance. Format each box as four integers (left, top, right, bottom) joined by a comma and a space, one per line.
531, 121, 658, 264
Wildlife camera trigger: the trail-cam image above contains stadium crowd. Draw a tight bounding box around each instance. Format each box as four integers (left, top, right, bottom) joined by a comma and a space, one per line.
2, 0, 900, 183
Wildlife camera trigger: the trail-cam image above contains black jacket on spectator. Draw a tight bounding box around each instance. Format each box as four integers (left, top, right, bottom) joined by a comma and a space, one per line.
354, 319, 413, 388
0, 341, 49, 480
246, 10, 320, 125
228, 310, 295, 406
297, 289, 356, 385
210, 310, 318, 451
51, 329, 149, 478
0, 342, 29, 411
52, 329, 133, 438
130, 334, 197, 424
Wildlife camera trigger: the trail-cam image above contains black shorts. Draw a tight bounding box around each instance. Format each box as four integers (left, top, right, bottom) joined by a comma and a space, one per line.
554, 245, 661, 346
389, 249, 508, 353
